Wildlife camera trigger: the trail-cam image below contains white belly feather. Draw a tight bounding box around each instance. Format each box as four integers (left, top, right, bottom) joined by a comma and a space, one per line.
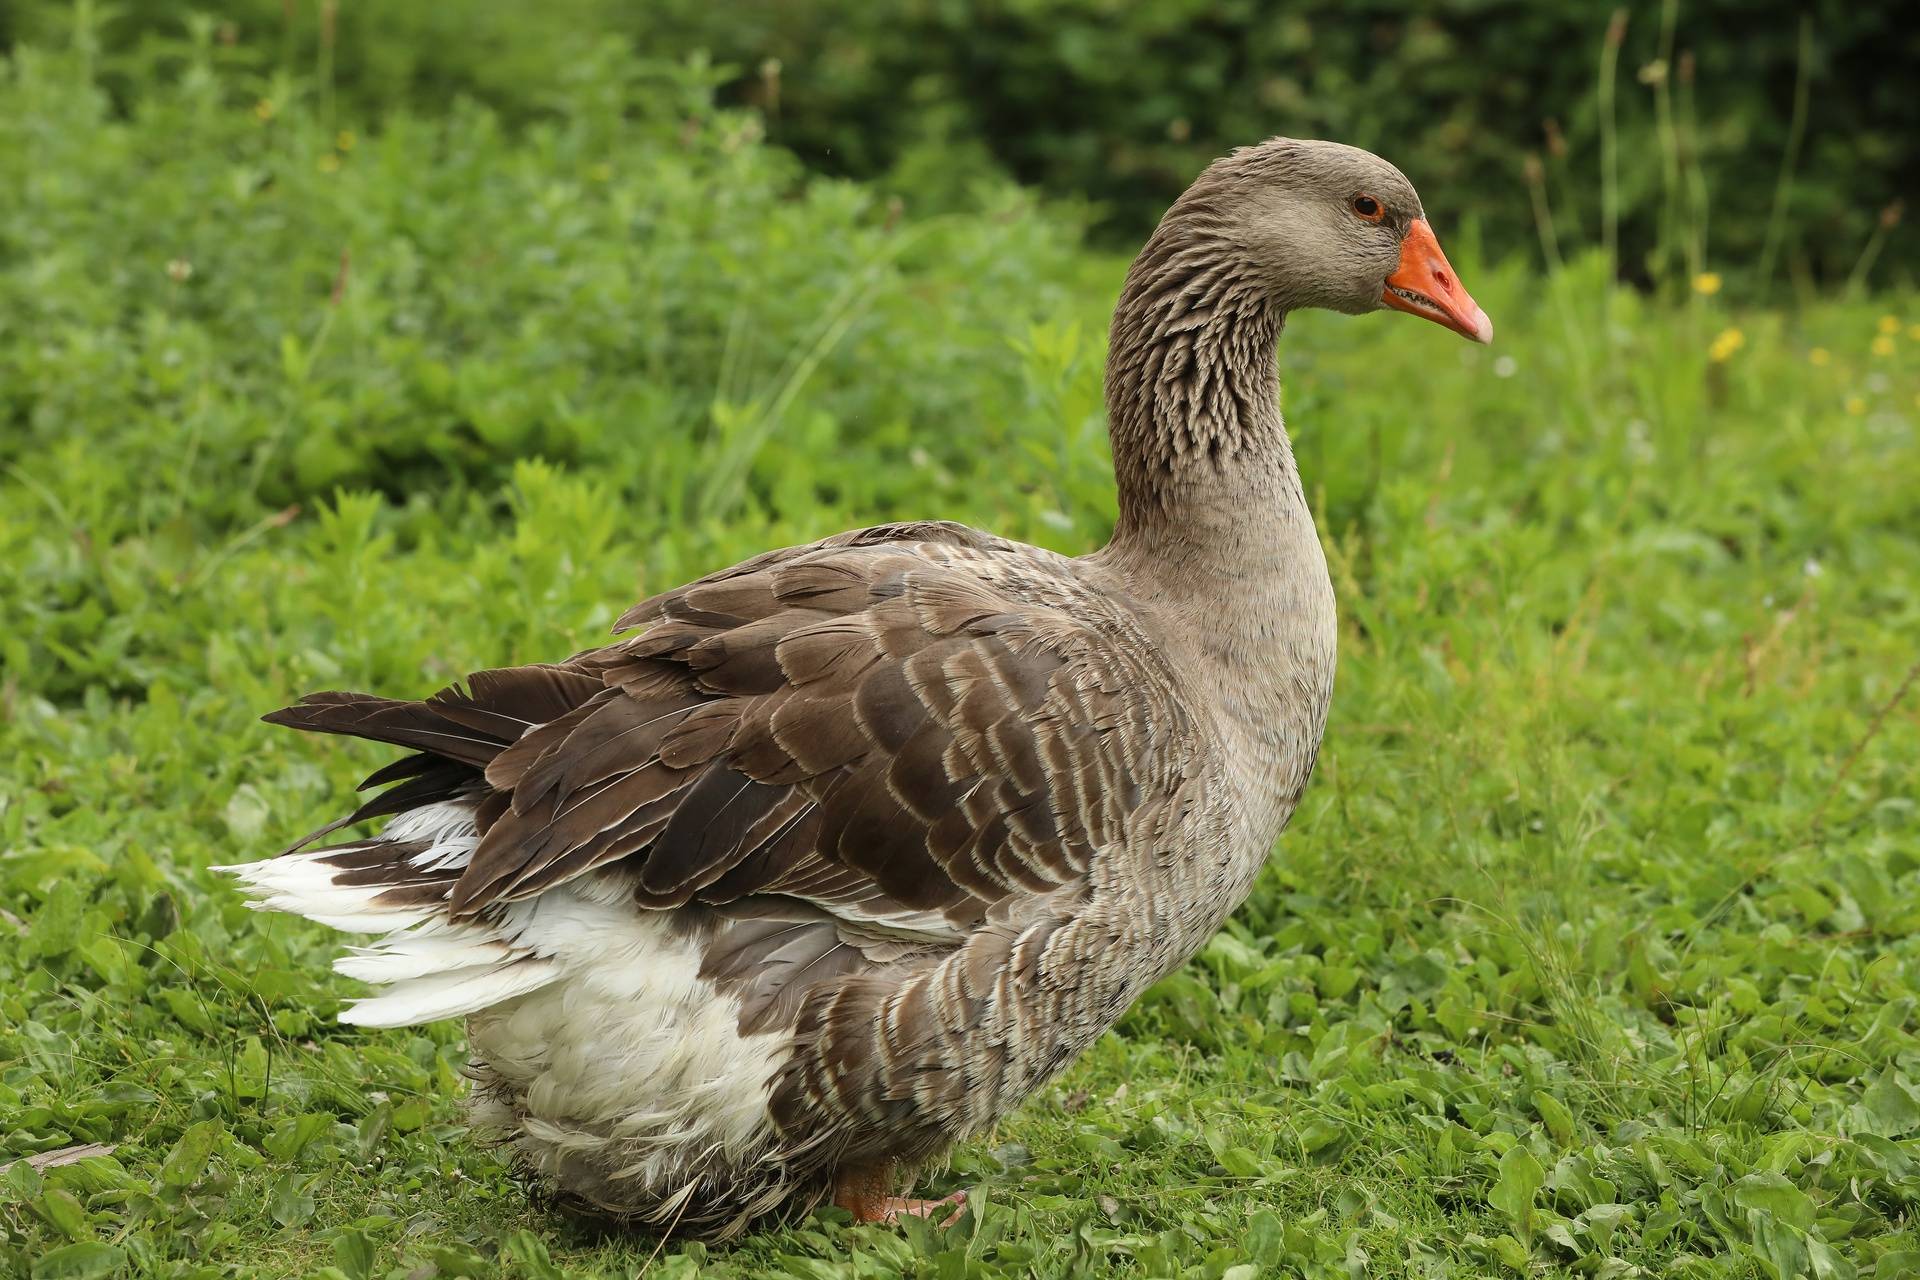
222, 800, 795, 1222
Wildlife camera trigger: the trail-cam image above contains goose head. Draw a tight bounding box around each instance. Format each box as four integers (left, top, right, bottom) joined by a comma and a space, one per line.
1178, 137, 1493, 344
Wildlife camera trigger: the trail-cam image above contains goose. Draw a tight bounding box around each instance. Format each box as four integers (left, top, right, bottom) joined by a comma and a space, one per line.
225, 137, 1490, 1238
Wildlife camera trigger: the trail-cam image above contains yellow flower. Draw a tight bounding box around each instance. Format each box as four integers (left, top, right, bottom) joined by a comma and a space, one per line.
336, 130, 356, 151
1707, 327, 1744, 362
1871, 334, 1895, 357
589, 162, 613, 183
1908, 324, 1920, 342
1845, 396, 1867, 416
254, 98, 276, 122
317, 153, 341, 174
1809, 347, 1831, 366
1692, 272, 1723, 296
1878, 315, 1901, 335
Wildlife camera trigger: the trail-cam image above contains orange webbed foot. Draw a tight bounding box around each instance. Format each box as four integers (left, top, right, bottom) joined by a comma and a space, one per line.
867, 1189, 967, 1227
832, 1164, 968, 1228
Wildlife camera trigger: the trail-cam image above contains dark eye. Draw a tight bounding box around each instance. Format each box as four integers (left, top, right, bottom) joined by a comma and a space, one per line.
1350, 194, 1383, 221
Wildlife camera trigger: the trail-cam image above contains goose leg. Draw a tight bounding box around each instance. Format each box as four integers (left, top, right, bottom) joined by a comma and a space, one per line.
831, 1163, 967, 1226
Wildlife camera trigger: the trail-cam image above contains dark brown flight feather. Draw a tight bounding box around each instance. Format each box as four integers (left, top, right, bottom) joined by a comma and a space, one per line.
267, 522, 1197, 948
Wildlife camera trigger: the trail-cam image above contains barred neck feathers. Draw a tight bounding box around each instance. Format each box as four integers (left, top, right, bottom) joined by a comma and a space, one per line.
1094, 166, 1339, 834
1103, 212, 1298, 548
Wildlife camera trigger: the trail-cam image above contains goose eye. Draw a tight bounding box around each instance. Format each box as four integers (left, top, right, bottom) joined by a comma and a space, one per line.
1350, 194, 1383, 221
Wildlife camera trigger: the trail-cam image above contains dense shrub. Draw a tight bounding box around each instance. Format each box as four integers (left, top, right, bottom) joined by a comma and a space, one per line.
626, 0, 1920, 288
0, 30, 1104, 542
6, 0, 1915, 288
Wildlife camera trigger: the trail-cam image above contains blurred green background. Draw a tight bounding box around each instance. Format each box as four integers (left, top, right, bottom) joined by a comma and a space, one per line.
5, 0, 1915, 287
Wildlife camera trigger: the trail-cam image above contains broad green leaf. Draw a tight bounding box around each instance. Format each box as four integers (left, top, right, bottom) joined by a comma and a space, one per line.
1732, 1171, 1817, 1231
1542, 1219, 1580, 1253
1535, 1092, 1575, 1146
159, 1120, 221, 1188
1217, 1146, 1263, 1177
1750, 1211, 1810, 1280
23, 882, 84, 960
1859, 1068, 1920, 1138
1489, 1144, 1546, 1234
503, 1230, 563, 1280
1488, 1233, 1531, 1271
158, 988, 216, 1036
1246, 1209, 1284, 1267
1806, 1237, 1858, 1280
263, 1112, 336, 1161
33, 1188, 89, 1241
333, 1230, 375, 1280
7, 1158, 45, 1201
426, 1245, 492, 1277
267, 1172, 317, 1227
29, 1242, 124, 1280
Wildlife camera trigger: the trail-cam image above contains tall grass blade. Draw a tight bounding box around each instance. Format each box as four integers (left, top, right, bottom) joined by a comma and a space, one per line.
1843, 201, 1906, 300
1597, 8, 1627, 284
1647, 0, 1683, 289
1757, 17, 1815, 297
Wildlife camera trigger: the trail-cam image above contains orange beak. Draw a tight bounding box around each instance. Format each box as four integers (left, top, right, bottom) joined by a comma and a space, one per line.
1382, 218, 1492, 344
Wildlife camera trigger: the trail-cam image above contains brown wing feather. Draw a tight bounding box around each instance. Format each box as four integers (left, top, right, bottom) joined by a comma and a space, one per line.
470, 532, 1176, 927
272, 524, 1197, 957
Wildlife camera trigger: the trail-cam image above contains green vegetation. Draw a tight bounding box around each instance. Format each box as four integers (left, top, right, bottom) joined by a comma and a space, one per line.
7, 0, 1915, 284
5, 12, 1920, 1280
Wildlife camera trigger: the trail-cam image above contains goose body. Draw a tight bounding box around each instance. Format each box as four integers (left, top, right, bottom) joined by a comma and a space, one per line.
226, 138, 1488, 1236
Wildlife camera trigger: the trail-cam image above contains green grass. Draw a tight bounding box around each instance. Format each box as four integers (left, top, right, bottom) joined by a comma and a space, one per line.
5, 26, 1920, 1280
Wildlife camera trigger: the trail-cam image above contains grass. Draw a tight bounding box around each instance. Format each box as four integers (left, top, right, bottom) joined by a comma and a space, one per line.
5, 23, 1920, 1280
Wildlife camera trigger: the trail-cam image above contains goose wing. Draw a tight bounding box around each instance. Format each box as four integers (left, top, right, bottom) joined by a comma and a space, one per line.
269, 521, 1200, 954
453, 522, 1197, 929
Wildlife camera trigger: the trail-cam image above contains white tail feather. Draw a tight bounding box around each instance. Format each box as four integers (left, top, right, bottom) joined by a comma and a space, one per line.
231, 795, 796, 1217
218, 850, 437, 933
339, 957, 561, 1027
334, 927, 515, 982
221, 799, 565, 1026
